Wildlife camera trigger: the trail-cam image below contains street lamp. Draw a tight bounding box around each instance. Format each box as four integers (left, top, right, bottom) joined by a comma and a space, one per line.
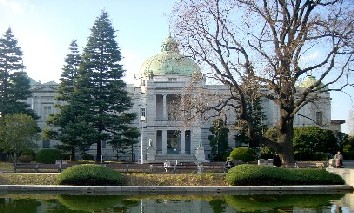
140, 107, 146, 164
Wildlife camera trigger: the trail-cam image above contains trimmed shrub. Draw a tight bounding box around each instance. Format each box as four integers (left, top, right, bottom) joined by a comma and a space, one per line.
226, 164, 345, 186
35, 149, 62, 164
57, 164, 124, 186
229, 147, 257, 162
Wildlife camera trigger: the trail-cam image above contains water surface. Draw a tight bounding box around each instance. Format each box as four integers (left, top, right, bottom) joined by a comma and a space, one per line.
0, 192, 353, 212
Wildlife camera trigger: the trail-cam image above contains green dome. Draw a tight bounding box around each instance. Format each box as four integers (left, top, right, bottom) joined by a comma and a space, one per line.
140, 36, 200, 77
299, 75, 327, 89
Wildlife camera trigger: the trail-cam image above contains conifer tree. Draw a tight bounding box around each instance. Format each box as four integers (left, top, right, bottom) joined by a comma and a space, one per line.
45, 40, 91, 160
0, 27, 36, 118
208, 119, 229, 161
235, 97, 266, 148
57, 40, 81, 101
74, 11, 138, 161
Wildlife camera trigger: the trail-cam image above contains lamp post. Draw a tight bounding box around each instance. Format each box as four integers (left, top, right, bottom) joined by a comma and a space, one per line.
140, 106, 146, 164
140, 119, 144, 164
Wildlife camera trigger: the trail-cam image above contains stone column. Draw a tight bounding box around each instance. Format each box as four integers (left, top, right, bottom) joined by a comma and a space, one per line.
162, 94, 167, 120
162, 130, 167, 154
180, 130, 185, 154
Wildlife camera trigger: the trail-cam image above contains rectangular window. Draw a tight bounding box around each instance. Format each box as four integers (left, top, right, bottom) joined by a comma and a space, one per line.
140, 107, 146, 121
316, 112, 322, 125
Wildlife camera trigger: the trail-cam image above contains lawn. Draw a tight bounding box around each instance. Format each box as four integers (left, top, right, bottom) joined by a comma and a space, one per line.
0, 161, 227, 186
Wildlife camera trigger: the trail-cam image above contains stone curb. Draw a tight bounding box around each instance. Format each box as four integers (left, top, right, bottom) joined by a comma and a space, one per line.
0, 185, 352, 194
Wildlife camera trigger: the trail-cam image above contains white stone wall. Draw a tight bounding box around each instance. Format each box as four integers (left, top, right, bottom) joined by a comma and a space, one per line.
28, 76, 339, 161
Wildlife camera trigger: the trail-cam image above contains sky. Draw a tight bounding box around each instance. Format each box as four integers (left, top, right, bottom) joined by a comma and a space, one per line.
0, 0, 174, 84
1, 0, 353, 134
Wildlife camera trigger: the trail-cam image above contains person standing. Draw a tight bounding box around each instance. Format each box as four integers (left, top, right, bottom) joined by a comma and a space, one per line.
334, 151, 343, 168
224, 159, 234, 173
273, 153, 282, 167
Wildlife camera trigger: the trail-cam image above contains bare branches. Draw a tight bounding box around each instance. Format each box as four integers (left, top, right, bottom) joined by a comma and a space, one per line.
172, 0, 354, 163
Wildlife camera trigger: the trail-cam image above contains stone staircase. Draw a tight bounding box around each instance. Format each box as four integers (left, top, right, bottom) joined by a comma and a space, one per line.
152, 154, 197, 163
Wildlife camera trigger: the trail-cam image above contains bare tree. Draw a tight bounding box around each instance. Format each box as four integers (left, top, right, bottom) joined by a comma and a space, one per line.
171, 0, 354, 164
348, 109, 354, 136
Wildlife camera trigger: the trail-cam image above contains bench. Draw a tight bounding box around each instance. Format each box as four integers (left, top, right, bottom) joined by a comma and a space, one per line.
13, 163, 71, 173
294, 161, 327, 168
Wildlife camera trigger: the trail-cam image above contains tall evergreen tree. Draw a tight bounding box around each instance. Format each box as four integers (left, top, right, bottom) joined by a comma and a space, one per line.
74, 11, 138, 161
57, 40, 81, 101
0, 27, 36, 118
45, 40, 91, 160
208, 119, 229, 161
235, 97, 266, 148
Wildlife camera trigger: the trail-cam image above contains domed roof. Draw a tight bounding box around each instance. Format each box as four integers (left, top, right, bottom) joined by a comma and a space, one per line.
299, 75, 327, 89
140, 36, 201, 77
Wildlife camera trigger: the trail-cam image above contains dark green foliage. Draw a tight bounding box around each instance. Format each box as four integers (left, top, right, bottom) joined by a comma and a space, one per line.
57, 164, 124, 186
234, 97, 266, 147
45, 40, 90, 161
259, 145, 274, 159
208, 119, 229, 161
0, 114, 39, 162
229, 147, 257, 162
343, 136, 354, 159
0, 27, 37, 119
109, 127, 140, 161
293, 127, 338, 160
70, 11, 138, 161
81, 153, 94, 160
57, 40, 81, 101
226, 164, 345, 186
35, 149, 62, 164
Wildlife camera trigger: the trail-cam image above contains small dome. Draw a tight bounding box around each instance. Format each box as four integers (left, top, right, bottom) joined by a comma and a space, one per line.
140, 36, 201, 77
299, 75, 327, 89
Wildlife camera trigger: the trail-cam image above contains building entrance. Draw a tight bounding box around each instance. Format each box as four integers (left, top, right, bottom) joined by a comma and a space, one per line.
167, 130, 180, 154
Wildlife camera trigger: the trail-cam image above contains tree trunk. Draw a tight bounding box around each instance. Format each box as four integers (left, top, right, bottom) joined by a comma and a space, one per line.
70, 147, 75, 161
96, 141, 102, 162
278, 110, 295, 166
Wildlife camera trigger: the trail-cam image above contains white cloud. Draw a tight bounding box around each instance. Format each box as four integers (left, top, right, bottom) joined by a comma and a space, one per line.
20, 32, 63, 83
0, 0, 32, 15
121, 49, 145, 84
300, 51, 320, 64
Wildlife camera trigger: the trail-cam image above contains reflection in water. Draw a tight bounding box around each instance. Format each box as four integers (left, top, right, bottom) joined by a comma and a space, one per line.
0, 193, 352, 212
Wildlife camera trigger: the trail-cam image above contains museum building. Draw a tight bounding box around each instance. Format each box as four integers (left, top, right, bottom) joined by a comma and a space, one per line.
26, 36, 344, 162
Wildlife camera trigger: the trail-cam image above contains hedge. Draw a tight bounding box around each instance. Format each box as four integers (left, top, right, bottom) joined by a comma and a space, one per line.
226, 164, 345, 186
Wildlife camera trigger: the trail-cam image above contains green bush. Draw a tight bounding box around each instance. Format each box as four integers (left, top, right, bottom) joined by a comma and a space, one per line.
35, 149, 62, 164
57, 164, 124, 186
229, 147, 257, 162
81, 153, 95, 161
226, 164, 345, 186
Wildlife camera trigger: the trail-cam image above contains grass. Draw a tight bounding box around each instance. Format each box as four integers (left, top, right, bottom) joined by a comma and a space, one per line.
0, 162, 14, 172
0, 173, 228, 186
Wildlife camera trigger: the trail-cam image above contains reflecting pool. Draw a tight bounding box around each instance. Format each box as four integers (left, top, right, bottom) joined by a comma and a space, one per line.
0, 192, 353, 212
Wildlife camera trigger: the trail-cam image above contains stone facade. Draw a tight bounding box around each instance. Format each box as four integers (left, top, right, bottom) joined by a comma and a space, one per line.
27, 36, 344, 162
